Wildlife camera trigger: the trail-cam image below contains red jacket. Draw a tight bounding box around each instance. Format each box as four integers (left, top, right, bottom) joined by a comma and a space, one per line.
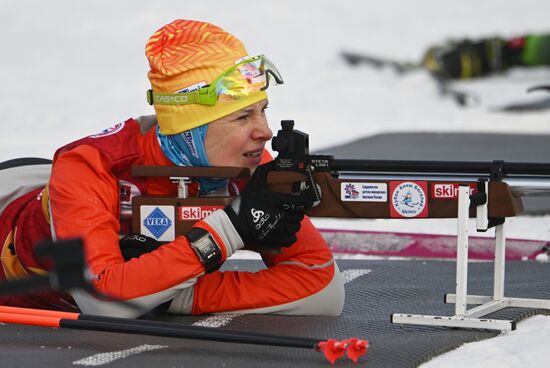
0, 119, 339, 315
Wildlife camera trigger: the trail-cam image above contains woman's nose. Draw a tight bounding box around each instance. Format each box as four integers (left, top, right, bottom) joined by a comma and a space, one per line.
252, 117, 273, 141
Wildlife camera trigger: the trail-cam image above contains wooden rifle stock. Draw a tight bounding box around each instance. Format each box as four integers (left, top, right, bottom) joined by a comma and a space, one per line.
129, 162, 525, 241
266, 171, 524, 218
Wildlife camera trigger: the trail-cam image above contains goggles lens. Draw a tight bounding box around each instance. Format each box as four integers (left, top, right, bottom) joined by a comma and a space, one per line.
215, 55, 283, 102
147, 55, 283, 106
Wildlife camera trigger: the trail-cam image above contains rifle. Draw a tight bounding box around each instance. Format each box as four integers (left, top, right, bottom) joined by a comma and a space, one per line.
131, 120, 550, 240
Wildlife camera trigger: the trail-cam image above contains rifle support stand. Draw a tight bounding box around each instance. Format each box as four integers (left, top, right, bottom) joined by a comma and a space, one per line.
392, 183, 550, 331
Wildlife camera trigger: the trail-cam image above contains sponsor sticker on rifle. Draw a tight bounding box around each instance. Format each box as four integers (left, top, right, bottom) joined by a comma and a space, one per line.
390, 181, 428, 218
341, 182, 388, 202
140, 205, 175, 241
179, 206, 224, 221
431, 183, 478, 199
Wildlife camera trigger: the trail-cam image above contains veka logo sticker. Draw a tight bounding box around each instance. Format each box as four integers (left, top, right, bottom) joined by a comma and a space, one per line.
390, 181, 428, 218
140, 206, 175, 241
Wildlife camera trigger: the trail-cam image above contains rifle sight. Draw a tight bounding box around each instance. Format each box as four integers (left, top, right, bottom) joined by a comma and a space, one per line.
272, 120, 309, 158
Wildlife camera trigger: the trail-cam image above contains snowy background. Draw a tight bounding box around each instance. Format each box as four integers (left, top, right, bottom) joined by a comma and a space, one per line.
2, 1, 550, 366
1, 0, 550, 160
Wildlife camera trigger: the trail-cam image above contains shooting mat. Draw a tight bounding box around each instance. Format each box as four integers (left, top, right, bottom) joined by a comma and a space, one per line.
1, 259, 550, 367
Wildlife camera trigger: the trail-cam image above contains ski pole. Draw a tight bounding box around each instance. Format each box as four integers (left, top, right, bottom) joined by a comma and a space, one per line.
0, 306, 368, 364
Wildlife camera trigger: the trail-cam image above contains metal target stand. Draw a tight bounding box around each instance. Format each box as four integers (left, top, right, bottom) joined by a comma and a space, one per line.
392, 180, 550, 331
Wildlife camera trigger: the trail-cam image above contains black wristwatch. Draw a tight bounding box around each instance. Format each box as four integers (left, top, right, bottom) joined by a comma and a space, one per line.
186, 228, 222, 273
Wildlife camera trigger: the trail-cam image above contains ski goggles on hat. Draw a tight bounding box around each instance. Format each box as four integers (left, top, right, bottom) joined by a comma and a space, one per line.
147, 55, 283, 106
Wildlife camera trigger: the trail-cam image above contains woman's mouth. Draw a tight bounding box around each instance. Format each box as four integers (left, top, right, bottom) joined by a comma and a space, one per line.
243, 150, 262, 158
243, 149, 263, 165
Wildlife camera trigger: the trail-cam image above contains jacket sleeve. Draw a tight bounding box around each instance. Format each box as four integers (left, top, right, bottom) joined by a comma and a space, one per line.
189, 215, 345, 316
48, 145, 219, 316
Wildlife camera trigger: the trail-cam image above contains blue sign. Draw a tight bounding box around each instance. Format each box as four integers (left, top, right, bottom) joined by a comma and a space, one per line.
143, 207, 172, 239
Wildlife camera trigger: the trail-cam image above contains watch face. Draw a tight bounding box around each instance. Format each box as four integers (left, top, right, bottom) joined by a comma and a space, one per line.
194, 235, 217, 259
188, 229, 222, 272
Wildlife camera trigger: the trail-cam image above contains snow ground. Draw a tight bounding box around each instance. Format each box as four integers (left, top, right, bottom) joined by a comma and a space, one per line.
1, 1, 550, 366
423, 315, 550, 368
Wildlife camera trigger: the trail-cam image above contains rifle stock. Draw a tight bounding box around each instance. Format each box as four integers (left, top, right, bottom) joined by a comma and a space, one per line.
266, 171, 523, 218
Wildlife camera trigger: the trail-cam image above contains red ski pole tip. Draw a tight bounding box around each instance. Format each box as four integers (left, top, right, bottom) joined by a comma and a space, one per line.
345, 338, 369, 363
316, 339, 347, 364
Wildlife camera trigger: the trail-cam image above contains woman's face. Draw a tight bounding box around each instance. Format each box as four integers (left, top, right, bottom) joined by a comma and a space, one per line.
204, 99, 272, 171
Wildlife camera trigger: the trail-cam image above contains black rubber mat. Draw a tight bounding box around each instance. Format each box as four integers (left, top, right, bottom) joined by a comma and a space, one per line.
1, 259, 549, 367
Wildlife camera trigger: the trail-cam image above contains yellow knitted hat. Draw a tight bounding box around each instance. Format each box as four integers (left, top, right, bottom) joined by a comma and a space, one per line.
145, 19, 267, 135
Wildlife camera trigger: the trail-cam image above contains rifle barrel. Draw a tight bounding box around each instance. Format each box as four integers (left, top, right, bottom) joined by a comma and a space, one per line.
331, 159, 550, 177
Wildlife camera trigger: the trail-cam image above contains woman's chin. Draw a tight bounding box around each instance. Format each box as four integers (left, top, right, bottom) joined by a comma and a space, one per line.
242, 155, 263, 169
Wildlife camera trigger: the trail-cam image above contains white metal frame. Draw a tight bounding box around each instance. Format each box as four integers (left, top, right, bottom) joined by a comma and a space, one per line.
392, 183, 550, 331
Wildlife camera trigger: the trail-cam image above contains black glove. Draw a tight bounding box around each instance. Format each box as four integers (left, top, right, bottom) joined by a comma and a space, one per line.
224, 161, 314, 248
119, 233, 163, 261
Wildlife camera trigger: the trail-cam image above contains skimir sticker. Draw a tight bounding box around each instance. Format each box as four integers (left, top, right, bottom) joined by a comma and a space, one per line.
390, 181, 428, 218
431, 183, 478, 199
341, 182, 387, 202
141, 205, 175, 241
179, 206, 224, 221
89, 122, 125, 138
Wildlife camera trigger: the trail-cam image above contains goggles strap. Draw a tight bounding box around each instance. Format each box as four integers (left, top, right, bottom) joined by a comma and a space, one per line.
147, 89, 217, 106
147, 90, 206, 106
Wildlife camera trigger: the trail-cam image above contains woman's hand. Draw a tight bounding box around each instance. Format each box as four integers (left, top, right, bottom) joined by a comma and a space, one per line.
224, 161, 313, 248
